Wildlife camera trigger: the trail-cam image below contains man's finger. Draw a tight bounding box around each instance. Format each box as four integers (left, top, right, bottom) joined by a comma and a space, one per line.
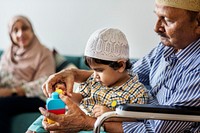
59, 94, 78, 112
59, 94, 73, 105
39, 107, 61, 122
65, 79, 74, 97
46, 74, 57, 94
42, 83, 49, 97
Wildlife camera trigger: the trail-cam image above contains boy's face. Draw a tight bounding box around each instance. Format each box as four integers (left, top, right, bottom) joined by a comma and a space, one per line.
90, 62, 127, 87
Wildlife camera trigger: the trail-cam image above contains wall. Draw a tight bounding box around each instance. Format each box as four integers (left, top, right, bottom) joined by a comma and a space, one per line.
0, 0, 159, 58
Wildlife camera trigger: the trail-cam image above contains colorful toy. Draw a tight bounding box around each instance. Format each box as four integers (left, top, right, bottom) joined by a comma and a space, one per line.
46, 88, 66, 124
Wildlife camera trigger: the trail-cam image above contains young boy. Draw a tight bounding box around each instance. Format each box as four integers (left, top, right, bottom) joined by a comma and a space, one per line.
27, 28, 149, 133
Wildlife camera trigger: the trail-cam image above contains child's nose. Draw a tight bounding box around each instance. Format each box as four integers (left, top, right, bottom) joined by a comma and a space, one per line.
94, 73, 100, 81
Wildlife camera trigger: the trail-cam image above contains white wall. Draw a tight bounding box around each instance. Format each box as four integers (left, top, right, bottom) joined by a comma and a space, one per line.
0, 0, 159, 58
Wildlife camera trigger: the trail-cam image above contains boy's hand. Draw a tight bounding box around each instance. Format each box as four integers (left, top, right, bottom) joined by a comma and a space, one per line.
92, 105, 112, 117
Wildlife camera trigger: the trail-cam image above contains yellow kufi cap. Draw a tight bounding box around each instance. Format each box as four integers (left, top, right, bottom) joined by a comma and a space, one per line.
155, 0, 200, 12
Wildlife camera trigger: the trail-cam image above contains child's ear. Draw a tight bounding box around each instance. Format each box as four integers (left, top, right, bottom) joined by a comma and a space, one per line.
117, 60, 126, 73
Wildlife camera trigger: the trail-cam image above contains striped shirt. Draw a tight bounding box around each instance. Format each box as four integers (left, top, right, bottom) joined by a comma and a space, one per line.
123, 38, 200, 133
79, 74, 149, 116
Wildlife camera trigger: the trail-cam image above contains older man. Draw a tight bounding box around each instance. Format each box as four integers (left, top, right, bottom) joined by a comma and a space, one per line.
40, 0, 200, 132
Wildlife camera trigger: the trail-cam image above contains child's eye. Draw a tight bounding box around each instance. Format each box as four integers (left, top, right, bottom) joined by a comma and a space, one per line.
94, 69, 103, 72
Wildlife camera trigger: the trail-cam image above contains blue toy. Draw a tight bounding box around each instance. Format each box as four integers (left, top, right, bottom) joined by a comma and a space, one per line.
46, 91, 66, 124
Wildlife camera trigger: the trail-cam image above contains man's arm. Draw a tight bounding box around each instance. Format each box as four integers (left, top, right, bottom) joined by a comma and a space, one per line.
71, 68, 93, 83
104, 122, 123, 133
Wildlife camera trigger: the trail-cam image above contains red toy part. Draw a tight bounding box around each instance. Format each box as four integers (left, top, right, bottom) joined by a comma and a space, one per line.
48, 109, 66, 114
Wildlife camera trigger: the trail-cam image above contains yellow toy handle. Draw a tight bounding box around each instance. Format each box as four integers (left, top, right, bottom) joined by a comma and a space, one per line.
55, 88, 63, 94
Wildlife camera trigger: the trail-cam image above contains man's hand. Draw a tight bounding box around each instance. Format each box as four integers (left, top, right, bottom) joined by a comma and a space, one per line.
39, 94, 96, 132
42, 69, 75, 98
42, 68, 93, 98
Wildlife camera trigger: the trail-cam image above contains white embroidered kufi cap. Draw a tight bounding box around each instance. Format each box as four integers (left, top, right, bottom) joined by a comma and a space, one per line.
84, 28, 129, 61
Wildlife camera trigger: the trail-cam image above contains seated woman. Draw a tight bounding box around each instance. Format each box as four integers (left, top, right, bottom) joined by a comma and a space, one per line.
0, 15, 55, 133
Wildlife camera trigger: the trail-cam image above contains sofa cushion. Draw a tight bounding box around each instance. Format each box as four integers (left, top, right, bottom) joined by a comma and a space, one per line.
79, 56, 90, 70
53, 49, 69, 72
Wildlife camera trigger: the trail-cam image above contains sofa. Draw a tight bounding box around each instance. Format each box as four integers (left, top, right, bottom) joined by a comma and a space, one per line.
0, 50, 138, 133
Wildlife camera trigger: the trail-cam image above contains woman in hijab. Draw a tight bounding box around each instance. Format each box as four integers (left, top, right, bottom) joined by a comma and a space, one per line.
0, 15, 55, 133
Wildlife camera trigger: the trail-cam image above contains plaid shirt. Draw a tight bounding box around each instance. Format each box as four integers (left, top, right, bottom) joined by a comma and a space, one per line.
79, 74, 149, 116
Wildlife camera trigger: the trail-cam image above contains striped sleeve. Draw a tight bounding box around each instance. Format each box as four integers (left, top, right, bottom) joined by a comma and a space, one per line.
132, 46, 158, 86
167, 68, 200, 107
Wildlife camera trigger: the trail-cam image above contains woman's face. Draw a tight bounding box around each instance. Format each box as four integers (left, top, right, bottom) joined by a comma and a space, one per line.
10, 20, 34, 47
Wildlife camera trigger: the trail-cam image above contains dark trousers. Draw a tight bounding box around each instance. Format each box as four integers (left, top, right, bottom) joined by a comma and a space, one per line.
0, 96, 45, 133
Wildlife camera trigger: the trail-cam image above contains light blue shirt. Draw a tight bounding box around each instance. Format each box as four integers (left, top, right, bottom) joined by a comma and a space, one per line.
123, 38, 200, 133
